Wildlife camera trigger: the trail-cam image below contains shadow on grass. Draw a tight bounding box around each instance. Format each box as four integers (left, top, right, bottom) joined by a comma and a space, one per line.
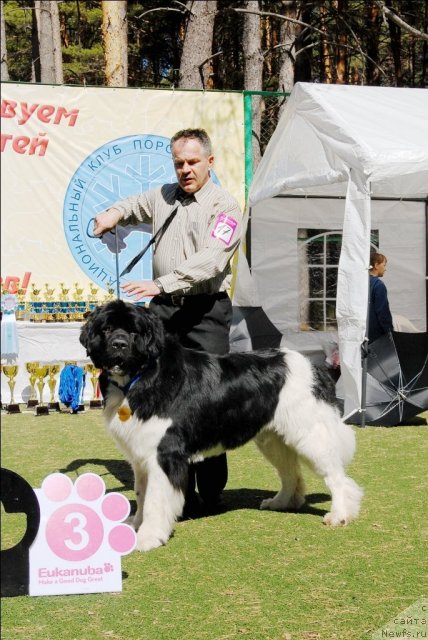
60, 458, 330, 520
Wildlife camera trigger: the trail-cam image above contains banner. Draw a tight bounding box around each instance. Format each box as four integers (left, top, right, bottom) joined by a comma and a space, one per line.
1, 83, 245, 294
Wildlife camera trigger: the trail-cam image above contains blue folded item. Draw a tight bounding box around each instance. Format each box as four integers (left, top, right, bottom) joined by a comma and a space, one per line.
59, 364, 86, 413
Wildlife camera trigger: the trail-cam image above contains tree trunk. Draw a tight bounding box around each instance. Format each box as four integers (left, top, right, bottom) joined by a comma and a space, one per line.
102, 0, 128, 87
33, 0, 63, 84
335, 0, 348, 84
38, 1, 56, 83
278, 0, 298, 95
365, 2, 381, 85
294, 0, 312, 83
386, 0, 402, 86
51, 0, 63, 84
243, 0, 263, 168
1, 0, 10, 81
320, 1, 332, 83
179, 1, 217, 89
31, 0, 41, 82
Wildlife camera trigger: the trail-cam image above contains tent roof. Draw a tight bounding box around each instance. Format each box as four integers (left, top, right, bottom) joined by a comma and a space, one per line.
249, 83, 428, 204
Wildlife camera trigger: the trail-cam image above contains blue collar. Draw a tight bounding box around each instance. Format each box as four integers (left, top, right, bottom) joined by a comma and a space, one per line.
108, 373, 142, 395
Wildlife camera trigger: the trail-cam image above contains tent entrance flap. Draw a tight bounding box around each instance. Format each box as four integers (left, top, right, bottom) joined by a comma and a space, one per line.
336, 170, 371, 418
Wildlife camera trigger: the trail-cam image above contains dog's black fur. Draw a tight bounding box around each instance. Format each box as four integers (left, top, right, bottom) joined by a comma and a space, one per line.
80, 300, 362, 551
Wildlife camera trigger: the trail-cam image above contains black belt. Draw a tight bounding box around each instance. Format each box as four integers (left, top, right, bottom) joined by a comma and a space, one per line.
155, 292, 227, 307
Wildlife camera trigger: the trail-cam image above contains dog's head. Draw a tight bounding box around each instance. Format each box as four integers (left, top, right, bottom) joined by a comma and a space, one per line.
80, 300, 164, 375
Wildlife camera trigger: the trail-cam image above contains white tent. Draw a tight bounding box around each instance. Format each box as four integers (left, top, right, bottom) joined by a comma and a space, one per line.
244, 82, 428, 419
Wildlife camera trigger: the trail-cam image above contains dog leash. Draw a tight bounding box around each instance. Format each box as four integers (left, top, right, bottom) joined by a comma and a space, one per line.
106, 372, 143, 422
107, 372, 142, 395
119, 204, 180, 277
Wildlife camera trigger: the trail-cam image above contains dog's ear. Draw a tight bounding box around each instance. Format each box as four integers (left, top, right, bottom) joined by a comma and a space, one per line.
133, 306, 165, 361
79, 305, 102, 350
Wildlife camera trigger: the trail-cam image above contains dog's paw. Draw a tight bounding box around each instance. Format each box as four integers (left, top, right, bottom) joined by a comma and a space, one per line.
323, 512, 348, 527
259, 497, 286, 511
259, 492, 305, 511
135, 532, 166, 552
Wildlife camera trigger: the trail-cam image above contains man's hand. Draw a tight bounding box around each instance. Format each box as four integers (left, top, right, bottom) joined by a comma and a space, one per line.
93, 208, 122, 236
120, 280, 161, 301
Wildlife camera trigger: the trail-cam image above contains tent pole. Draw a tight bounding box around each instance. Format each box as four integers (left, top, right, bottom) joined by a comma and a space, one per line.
360, 337, 368, 428
114, 230, 121, 300
360, 258, 372, 428
425, 200, 428, 330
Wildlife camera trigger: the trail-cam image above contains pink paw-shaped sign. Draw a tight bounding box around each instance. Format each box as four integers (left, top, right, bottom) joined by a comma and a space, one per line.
29, 473, 136, 596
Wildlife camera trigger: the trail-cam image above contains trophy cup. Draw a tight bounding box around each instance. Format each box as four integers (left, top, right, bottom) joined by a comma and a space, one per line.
16, 286, 26, 321
1, 364, 21, 413
59, 283, 71, 322
25, 361, 40, 407
84, 363, 102, 408
30, 284, 42, 322
44, 284, 56, 322
59, 283, 70, 301
35, 365, 50, 416
103, 287, 115, 303
47, 364, 61, 411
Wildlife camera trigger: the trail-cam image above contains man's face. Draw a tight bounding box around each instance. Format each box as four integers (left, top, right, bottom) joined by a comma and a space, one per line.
172, 138, 214, 193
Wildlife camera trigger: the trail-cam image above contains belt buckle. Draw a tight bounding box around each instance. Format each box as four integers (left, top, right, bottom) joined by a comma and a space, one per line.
171, 294, 185, 306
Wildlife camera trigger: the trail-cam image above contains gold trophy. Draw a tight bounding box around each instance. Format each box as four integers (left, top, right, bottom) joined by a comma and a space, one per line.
88, 283, 99, 302
59, 282, 70, 301
30, 284, 41, 301
104, 287, 115, 302
73, 282, 84, 301
44, 283, 55, 301
25, 361, 40, 407
47, 364, 61, 411
16, 286, 26, 321
84, 363, 102, 408
35, 364, 50, 415
1, 364, 21, 413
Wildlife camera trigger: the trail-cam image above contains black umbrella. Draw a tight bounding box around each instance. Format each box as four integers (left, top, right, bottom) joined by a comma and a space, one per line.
348, 331, 428, 426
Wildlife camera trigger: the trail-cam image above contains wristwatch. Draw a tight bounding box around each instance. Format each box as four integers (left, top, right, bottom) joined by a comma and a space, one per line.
153, 279, 164, 293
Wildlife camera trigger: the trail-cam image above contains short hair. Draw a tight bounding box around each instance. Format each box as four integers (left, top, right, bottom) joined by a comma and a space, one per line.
170, 128, 213, 156
370, 252, 387, 267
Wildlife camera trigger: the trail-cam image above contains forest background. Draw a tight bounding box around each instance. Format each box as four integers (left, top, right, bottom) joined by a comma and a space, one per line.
1, 0, 427, 164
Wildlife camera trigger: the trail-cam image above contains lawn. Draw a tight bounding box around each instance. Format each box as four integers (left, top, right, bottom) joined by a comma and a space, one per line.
1, 408, 427, 640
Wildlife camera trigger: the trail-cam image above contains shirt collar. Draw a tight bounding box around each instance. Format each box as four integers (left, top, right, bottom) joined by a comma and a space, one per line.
175, 178, 214, 206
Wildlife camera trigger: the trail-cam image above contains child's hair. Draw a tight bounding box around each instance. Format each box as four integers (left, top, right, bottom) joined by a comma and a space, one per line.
370, 252, 387, 268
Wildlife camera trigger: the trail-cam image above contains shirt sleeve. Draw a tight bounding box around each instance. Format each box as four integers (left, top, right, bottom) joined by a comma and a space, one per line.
157, 198, 243, 293
109, 190, 155, 225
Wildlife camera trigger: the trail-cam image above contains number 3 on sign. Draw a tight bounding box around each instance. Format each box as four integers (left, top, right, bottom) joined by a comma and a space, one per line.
29, 472, 136, 596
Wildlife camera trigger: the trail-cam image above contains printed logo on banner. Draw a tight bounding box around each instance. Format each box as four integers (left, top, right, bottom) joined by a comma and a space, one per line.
29, 473, 136, 596
63, 134, 220, 291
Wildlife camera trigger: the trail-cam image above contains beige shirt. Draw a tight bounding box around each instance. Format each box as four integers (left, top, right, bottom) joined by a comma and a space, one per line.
112, 179, 243, 295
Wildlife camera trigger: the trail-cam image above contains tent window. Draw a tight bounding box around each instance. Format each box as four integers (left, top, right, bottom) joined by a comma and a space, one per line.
298, 229, 379, 331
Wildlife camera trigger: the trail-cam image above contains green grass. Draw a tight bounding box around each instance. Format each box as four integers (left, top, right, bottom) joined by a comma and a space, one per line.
1, 409, 427, 640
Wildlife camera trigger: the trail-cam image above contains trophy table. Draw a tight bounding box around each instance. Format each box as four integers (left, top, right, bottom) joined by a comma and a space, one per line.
1, 365, 21, 413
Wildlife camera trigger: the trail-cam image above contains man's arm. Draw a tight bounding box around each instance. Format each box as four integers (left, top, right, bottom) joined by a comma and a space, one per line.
93, 191, 154, 236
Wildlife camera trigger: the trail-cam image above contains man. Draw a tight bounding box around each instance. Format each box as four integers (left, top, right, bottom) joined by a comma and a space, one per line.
93, 128, 243, 513
368, 252, 393, 343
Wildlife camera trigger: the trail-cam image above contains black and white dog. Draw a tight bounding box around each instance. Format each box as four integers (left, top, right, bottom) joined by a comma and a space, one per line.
80, 300, 363, 552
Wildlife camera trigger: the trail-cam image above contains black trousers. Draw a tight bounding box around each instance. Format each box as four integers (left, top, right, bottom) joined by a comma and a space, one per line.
149, 292, 232, 506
